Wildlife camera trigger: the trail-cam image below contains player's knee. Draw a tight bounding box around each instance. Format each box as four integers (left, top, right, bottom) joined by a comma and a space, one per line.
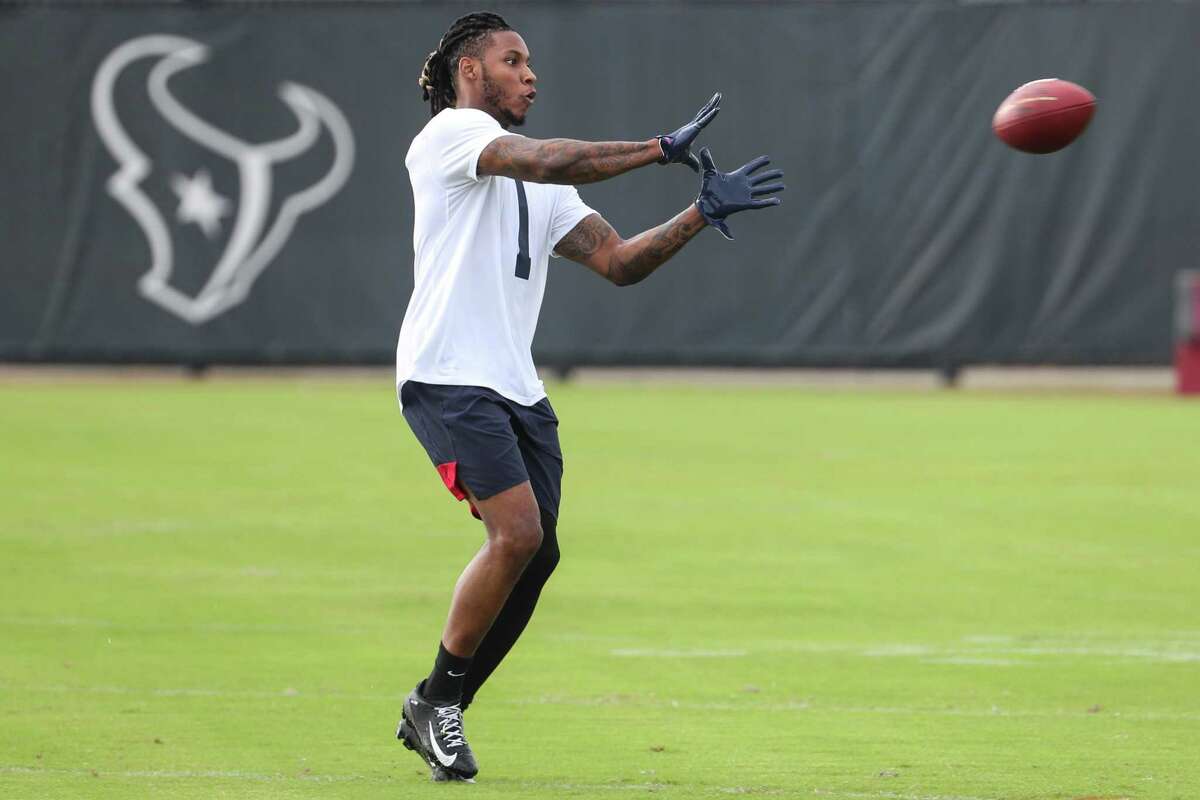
492, 517, 543, 564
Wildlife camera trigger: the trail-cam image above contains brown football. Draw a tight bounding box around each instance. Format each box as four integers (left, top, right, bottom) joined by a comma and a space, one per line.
992, 78, 1096, 154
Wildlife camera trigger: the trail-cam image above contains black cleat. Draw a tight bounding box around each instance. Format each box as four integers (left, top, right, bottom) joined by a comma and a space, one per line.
397, 716, 472, 782
396, 683, 479, 781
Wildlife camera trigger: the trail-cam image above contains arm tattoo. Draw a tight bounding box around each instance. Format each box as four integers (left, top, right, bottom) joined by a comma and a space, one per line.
481, 136, 661, 185
554, 208, 707, 286
553, 213, 617, 263
607, 207, 707, 287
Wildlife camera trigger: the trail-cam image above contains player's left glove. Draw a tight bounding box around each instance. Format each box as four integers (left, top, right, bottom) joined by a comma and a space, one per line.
694, 148, 785, 240
657, 92, 721, 172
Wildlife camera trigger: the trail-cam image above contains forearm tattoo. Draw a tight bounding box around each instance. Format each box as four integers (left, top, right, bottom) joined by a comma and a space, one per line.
608, 209, 707, 286
482, 137, 661, 184
555, 210, 706, 286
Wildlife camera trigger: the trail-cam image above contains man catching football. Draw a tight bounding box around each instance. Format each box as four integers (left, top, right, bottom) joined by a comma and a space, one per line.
393, 10, 784, 782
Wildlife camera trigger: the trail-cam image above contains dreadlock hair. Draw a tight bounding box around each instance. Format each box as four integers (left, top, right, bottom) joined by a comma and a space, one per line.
418, 12, 512, 117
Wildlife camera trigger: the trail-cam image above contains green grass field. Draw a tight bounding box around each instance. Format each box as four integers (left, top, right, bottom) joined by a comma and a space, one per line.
1, 379, 1197, 799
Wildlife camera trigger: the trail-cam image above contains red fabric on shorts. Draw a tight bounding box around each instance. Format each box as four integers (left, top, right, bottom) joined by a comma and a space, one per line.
436, 461, 482, 520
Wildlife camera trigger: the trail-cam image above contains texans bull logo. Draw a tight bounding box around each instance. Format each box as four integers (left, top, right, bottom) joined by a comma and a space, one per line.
91, 34, 355, 325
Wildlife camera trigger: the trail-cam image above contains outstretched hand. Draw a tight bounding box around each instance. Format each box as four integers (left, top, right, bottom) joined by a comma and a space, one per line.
694, 148, 785, 240
657, 93, 721, 172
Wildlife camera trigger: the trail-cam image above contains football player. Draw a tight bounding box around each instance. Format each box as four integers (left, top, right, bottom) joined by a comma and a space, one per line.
394, 10, 784, 782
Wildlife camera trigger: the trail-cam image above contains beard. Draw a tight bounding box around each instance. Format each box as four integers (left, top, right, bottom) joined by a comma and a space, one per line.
481, 67, 525, 128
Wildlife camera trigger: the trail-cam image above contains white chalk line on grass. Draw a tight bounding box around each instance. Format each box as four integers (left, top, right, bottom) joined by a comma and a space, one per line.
513, 695, 1200, 721
980, 646, 1200, 662
612, 641, 1200, 664
7, 616, 1199, 663
5, 684, 1199, 722
0, 767, 1003, 799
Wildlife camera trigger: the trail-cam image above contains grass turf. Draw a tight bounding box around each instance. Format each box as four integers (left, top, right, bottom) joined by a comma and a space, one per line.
0, 379, 1196, 799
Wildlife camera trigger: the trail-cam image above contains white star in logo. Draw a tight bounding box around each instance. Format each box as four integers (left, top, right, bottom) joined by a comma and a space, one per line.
170, 169, 230, 238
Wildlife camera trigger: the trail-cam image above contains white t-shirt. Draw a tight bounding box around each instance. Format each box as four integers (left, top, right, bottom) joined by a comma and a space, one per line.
396, 108, 596, 406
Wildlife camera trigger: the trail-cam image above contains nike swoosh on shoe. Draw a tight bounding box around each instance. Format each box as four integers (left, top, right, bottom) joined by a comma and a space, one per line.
427, 721, 459, 767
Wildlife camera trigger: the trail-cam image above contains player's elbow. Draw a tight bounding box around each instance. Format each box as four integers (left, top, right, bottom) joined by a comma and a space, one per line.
605, 248, 638, 287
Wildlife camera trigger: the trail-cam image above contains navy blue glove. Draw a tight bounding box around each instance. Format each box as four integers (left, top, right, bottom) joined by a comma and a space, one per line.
657, 93, 721, 172
694, 148, 785, 240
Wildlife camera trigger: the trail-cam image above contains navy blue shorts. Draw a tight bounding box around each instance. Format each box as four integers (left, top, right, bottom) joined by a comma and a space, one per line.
400, 381, 563, 520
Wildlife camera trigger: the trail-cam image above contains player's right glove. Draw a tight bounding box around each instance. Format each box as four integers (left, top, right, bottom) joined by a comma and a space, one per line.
694, 148, 785, 240
657, 93, 721, 172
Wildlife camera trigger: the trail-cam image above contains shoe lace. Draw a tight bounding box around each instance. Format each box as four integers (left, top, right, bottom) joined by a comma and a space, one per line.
434, 704, 466, 749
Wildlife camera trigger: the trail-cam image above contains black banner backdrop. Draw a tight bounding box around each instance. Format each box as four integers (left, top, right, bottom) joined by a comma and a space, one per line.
2, 1, 1198, 367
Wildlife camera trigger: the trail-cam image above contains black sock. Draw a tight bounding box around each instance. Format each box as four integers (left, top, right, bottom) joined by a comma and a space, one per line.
460, 508, 560, 711
424, 642, 473, 704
